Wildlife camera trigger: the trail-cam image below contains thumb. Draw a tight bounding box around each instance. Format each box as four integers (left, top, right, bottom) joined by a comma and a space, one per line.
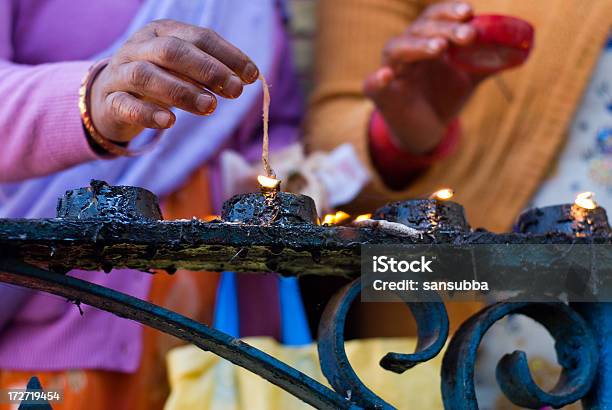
363, 67, 394, 101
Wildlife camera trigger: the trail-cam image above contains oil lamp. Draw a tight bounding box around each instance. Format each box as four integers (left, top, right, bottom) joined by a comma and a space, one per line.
515, 194, 612, 408
515, 192, 611, 236
372, 188, 469, 232
222, 176, 318, 226
224, 119, 318, 224
57, 180, 162, 221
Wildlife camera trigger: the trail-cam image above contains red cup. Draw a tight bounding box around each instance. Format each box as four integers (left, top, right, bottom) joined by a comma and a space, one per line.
447, 15, 535, 74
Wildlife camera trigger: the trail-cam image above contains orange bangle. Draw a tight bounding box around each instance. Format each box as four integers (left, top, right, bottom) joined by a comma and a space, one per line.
78, 59, 163, 157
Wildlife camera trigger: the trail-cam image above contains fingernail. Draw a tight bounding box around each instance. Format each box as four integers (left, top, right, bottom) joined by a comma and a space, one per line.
454, 3, 471, 16
427, 39, 445, 53
153, 111, 172, 128
375, 71, 387, 87
455, 25, 474, 41
376, 68, 393, 87
223, 75, 243, 98
196, 94, 215, 113
243, 62, 259, 83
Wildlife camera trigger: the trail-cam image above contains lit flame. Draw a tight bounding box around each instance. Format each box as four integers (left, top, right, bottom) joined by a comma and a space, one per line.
335, 211, 350, 223
257, 175, 281, 189
203, 214, 220, 222
354, 213, 372, 222
575, 192, 598, 210
322, 211, 351, 225
430, 188, 454, 201
321, 214, 335, 225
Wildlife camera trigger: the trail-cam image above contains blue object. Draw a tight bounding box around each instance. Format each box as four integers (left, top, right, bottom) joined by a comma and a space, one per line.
212, 272, 240, 338
596, 127, 612, 154
442, 301, 598, 409
606, 33, 612, 49
317, 278, 448, 408
213, 272, 312, 345
572, 302, 612, 409
18, 376, 52, 410
279, 277, 312, 345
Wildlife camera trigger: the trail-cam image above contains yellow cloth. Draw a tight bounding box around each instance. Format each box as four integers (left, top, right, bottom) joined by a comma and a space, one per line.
306, 0, 612, 232
164, 337, 443, 410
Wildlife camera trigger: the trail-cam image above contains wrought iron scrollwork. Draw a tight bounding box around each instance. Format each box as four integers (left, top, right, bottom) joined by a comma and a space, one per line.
317, 277, 449, 409
441, 301, 599, 409
0, 258, 357, 410
0, 182, 608, 409
0, 259, 453, 410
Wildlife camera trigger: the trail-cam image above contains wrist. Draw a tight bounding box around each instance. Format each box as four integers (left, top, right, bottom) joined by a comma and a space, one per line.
82, 123, 128, 156
376, 111, 447, 155
368, 110, 460, 189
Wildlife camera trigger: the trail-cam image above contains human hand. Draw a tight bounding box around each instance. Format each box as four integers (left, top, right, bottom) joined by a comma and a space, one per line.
364, 1, 483, 154
90, 19, 259, 143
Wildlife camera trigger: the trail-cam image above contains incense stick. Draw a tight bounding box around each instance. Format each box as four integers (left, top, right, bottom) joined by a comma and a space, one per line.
259, 74, 275, 178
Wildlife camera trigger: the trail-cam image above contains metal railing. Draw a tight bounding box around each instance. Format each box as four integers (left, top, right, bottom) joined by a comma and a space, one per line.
1, 180, 609, 409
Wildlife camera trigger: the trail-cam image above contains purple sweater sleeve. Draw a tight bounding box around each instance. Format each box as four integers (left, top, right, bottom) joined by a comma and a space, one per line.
0, 60, 102, 182
0, 0, 101, 328
0, 2, 100, 183
0, 284, 33, 332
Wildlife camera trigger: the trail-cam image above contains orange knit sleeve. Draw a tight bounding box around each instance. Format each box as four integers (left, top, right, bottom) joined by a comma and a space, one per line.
304, 0, 429, 210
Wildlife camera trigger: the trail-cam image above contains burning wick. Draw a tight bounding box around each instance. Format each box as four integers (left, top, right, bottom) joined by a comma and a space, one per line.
257, 74, 282, 199
322, 211, 351, 225
429, 188, 454, 201
354, 213, 372, 222
257, 175, 281, 190
257, 172, 282, 200
321, 215, 334, 225
574, 192, 598, 210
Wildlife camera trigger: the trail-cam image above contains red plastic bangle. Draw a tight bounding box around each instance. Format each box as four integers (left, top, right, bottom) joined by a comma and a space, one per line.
368, 110, 460, 187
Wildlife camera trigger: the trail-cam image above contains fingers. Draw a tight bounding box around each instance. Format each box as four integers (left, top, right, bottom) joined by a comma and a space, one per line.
421, 1, 473, 21
95, 19, 259, 142
381, 2, 475, 70
383, 35, 448, 67
126, 36, 244, 98
409, 20, 476, 46
363, 67, 394, 100
106, 91, 176, 129
117, 61, 217, 115
147, 20, 259, 84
